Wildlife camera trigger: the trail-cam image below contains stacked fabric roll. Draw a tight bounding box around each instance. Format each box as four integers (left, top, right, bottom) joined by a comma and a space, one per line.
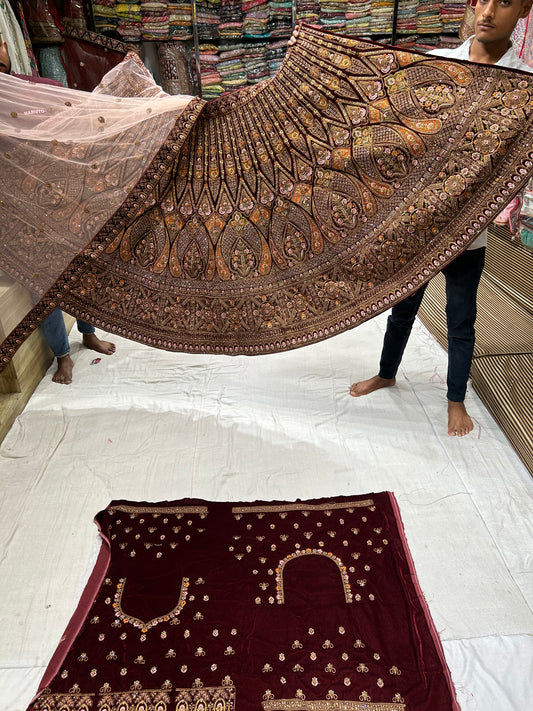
242, 0, 270, 37
436, 33, 462, 48
196, 0, 221, 40
344, 0, 372, 35
140, 1, 170, 39
416, 0, 443, 35
266, 37, 288, 75
168, 2, 193, 39
217, 43, 248, 89
199, 43, 224, 98
92, 0, 118, 34
319, 0, 347, 32
242, 41, 269, 82
396, 0, 418, 36
218, 0, 243, 38
269, 0, 292, 38
218, 21, 244, 38
440, 0, 465, 36
370, 0, 394, 35
295, 0, 320, 25
395, 34, 418, 47
115, 2, 142, 41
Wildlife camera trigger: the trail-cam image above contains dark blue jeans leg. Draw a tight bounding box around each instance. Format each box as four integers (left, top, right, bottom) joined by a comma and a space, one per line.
40, 308, 70, 358
378, 283, 428, 379
443, 247, 485, 402
76, 319, 95, 336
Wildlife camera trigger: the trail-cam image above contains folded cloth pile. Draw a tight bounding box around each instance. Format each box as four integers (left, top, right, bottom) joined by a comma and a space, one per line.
242, 41, 269, 82
92, 0, 118, 34
295, 0, 320, 25
369, 0, 394, 35
140, 0, 169, 40
266, 37, 288, 76
436, 33, 462, 48
417, 0, 443, 34
218, 20, 243, 38
217, 45, 248, 90
344, 0, 371, 35
396, 0, 418, 36
319, 0, 347, 32
168, 2, 192, 39
242, 0, 270, 37
269, 0, 293, 38
440, 0, 465, 35
199, 43, 223, 98
197, 0, 220, 40
116, 1, 142, 41
395, 34, 419, 47
219, 0, 244, 20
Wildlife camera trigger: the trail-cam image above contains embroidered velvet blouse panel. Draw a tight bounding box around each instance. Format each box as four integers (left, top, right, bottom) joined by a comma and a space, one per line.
27, 493, 458, 711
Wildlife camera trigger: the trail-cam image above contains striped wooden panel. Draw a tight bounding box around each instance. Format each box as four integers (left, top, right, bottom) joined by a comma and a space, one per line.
473, 278, 533, 356
418, 272, 533, 357
485, 226, 533, 316
471, 354, 533, 476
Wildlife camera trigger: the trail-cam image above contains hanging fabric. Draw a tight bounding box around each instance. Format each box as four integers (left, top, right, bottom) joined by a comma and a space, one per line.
1, 25, 533, 365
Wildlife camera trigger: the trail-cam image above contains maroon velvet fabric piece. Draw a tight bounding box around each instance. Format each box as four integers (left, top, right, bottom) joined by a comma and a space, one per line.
60, 26, 127, 91
28, 493, 458, 711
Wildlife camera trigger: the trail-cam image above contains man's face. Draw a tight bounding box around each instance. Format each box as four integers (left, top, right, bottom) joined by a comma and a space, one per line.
474, 0, 532, 45
0, 41, 10, 73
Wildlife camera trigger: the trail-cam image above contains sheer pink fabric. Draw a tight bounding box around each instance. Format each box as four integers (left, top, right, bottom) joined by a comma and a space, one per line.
0, 53, 197, 338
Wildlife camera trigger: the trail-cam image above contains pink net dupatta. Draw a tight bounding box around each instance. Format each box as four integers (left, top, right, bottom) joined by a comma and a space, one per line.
0, 52, 200, 363
1, 25, 533, 365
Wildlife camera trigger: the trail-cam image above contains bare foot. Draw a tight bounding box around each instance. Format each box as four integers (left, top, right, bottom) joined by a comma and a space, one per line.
52, 354, 74, 385
82, 333, 116, 356
448, 400, 474, 437
350, 374, 396, 397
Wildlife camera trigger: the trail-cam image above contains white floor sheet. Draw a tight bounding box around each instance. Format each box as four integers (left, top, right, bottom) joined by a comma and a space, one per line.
0, 313, 532, 711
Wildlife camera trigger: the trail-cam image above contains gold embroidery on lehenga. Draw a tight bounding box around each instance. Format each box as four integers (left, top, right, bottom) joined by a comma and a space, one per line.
262, 700, 405, 711
276, 550, 353, 603
32, 687, 236, 711
108, 505, 209, 515
233, 500, 374, 514
113, 576, 189, 630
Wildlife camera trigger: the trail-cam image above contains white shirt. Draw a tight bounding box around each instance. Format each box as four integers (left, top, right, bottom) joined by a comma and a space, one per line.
427, 38, 533, 249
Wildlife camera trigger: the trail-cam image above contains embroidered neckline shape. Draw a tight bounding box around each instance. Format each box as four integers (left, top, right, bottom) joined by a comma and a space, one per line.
113, 576, 190, 631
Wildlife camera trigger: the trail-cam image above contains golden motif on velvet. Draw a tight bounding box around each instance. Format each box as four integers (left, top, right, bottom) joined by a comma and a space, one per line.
108, 505, 209, 515
113, 577, 189, 630
262, 699, 405, 711
232, 500, 374, 514
31, 685, 236, 711
275, 550, 352, 603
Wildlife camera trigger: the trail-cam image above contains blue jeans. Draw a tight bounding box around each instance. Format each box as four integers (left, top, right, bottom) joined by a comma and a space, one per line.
40, 309, 95, 359
378, 247, 486, 402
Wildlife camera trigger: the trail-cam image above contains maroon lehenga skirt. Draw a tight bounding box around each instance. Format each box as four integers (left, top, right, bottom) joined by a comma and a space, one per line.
1, 25, 533, 364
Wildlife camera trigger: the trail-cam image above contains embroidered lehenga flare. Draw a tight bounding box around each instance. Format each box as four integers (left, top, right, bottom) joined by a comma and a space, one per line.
26, 493, 460, 711
1, 25, 533, 363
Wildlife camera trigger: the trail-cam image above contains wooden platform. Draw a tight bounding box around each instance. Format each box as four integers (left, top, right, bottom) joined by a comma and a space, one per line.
0, 270, 73, 443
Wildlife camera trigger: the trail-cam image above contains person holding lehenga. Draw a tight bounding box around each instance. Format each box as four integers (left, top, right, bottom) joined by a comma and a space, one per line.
350, 0, 533, 437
